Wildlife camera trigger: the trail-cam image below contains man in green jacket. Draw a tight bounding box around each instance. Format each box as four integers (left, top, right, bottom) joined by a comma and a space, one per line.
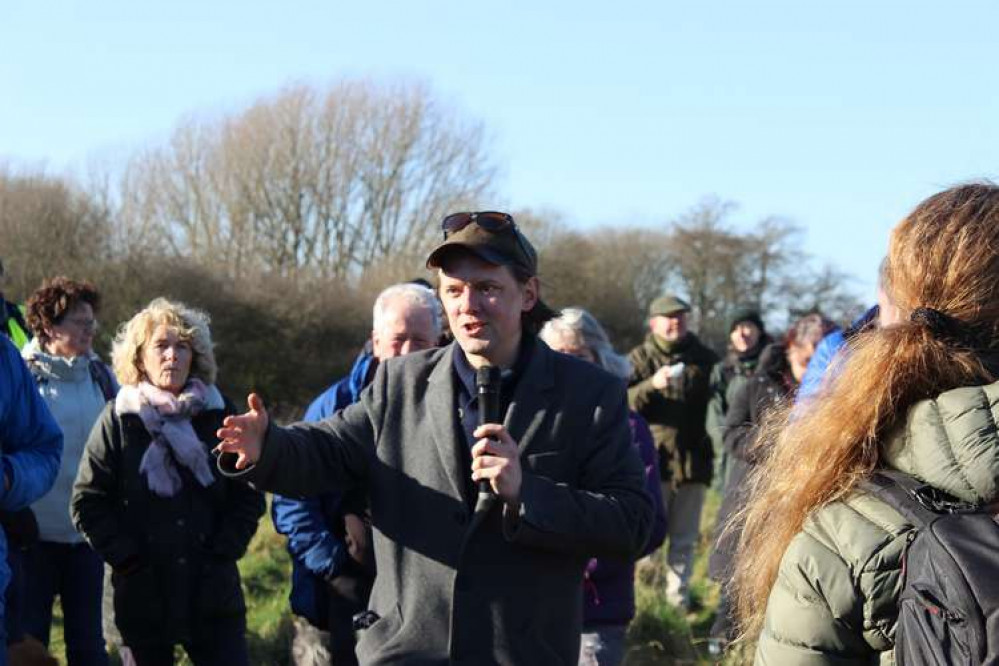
628, 294, 718, 609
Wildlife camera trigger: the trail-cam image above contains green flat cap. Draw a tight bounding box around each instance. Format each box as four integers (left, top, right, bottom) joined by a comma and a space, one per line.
649, 294, 690, 317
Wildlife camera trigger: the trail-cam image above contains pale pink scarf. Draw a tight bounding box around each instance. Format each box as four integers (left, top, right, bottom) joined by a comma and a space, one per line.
115, 379, 217, 497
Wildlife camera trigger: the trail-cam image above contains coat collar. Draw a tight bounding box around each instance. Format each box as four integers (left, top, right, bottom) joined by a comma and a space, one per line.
427, 344, 469, 502
504, 335, 556, 454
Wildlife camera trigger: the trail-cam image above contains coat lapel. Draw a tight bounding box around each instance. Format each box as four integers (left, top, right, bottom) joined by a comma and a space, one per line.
506, 338, 556, 455
426, 345, 469, 503
468, 339, 557, 524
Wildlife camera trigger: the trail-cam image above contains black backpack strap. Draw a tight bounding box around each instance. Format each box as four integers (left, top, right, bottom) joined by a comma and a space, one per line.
859, 471, 942, 529
89, 360, 116, 402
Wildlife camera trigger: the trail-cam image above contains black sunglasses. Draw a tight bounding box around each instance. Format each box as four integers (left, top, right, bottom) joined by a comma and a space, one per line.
440, 211, 533, 264
441, 211, 516, 237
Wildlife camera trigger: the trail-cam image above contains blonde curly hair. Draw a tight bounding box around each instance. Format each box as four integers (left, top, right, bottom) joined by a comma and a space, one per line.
112, 298, 217, 387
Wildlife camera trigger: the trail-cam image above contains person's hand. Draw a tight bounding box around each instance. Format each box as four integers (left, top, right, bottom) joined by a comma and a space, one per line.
651, 365, 672, 390
343, 513, 368, 565
471, 424, 522, 508
651, 362, 685, 390
215, 393, 269, 470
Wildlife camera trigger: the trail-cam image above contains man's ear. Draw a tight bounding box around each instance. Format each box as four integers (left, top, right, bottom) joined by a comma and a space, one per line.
521, 276, 539, 312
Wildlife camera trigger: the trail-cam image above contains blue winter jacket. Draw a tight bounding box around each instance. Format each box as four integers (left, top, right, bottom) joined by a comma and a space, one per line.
797, 306, 879, 403
0, 337, 62, 627
796, 329, 845, 402
271, 350, 375, 625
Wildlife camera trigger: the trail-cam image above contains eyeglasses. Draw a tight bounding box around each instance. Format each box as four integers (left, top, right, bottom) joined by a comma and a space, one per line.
64, 317, 98, 331
441, 211, 533, 263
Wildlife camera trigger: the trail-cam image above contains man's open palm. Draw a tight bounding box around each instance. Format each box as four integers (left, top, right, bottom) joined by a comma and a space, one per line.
215, 393, 269, 469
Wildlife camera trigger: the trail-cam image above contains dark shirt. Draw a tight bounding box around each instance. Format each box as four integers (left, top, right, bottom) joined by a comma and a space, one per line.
452, 335, 534, 449
451, 337, 535, 506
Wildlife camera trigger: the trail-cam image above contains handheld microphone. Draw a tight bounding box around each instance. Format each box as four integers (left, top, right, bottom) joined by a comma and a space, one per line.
476, 365, 502, 497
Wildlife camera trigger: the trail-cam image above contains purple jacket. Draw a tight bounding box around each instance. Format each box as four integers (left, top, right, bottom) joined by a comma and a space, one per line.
583, 412, 668, 626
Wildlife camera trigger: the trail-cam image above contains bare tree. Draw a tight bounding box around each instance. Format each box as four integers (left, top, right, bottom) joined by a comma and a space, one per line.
0, 167, 112, 300
539, 224, 673, 350
118, 80, 496, 283
660, 198, 862, 348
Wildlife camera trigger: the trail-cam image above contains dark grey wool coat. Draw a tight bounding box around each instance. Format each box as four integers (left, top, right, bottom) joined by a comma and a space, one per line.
222, 338, 654, 666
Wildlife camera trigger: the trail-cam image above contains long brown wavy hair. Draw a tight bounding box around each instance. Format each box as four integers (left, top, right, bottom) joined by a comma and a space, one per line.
733, 182, 999, 636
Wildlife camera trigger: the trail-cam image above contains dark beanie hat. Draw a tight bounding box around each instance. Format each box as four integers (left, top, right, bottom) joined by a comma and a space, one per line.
729, 309, 765, 333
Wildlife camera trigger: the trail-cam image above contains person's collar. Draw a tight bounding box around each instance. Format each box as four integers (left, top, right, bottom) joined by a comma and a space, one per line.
651, 332, 689, 354
453, 334, 535, 396
735, 334, 769, 363
453, 342, 477, 398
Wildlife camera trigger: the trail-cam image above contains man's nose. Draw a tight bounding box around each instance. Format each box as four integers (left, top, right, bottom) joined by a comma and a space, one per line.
457, 288, 477, 313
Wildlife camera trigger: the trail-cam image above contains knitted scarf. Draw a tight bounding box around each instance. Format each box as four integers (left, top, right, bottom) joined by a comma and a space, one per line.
115, 379, 216, 497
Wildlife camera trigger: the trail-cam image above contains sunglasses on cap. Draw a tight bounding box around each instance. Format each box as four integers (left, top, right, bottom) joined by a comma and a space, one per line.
441, 211, 516, 237
440, 211, 533, 262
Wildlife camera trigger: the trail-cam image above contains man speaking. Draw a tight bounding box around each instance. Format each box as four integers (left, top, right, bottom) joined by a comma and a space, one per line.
217, 211, 653, 665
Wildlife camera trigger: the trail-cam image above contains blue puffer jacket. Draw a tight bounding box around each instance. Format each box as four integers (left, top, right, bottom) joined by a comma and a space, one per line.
797, 306, 879, 402
0, 337, 63, 623
271, 349, 375, 625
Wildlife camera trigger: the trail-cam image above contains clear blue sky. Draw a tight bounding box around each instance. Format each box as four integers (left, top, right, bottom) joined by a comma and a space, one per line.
3, 1, 997, 300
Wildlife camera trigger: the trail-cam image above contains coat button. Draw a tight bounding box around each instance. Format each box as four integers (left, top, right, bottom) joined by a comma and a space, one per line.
178, 557, 187, 565
176, 518, 185, 527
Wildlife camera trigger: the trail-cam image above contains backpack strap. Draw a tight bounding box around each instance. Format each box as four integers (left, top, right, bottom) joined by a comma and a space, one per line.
89, 360, 116, 402
859, 471, 945, 529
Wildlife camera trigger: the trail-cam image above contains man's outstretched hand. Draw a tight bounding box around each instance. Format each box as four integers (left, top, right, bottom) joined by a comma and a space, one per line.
215, 393, 269, 470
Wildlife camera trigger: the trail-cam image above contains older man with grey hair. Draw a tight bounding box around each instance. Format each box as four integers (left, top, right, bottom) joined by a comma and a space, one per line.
272, 281, 441, 666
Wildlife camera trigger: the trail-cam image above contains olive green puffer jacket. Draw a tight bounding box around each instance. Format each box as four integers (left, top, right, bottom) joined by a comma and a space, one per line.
755, 381, 999, 666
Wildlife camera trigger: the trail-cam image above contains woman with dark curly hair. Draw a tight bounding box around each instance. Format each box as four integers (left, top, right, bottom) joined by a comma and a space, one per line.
21, 276, 114, 665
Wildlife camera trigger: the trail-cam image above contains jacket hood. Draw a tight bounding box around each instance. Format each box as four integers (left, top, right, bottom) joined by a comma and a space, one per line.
21, 336, 98, 384
882, 381, 999, 505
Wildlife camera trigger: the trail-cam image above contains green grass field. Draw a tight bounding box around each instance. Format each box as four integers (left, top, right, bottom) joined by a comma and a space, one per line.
46, 492, 745, 665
